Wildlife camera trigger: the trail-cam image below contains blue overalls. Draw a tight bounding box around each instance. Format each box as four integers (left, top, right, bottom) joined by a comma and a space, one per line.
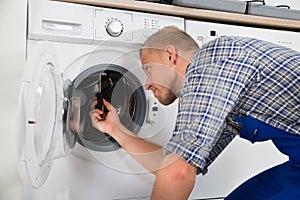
225, 116, 300, 200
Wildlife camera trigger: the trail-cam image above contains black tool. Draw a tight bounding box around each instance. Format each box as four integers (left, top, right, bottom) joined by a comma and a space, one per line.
95, 92, 104, 112
94, 75, 106, 119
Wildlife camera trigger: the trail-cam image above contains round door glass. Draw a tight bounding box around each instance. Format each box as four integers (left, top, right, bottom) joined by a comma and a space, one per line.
27, 63, 77, 161
73, 64, 146, 152
17, 59, 78, 188
33, 63, 58, 161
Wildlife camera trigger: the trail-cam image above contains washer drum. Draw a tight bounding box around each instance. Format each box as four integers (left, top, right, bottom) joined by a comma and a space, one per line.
72, 64, 146, 152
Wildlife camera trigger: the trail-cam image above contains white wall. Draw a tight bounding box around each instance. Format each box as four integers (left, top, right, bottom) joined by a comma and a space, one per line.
0, 0, 26, 199
0, 1, 299, 200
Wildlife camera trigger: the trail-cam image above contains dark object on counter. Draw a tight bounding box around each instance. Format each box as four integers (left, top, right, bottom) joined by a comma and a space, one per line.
172, 0, 247, 14
246, 2, 300, 21
140, 0, 300, 21
137, 0, 173, 4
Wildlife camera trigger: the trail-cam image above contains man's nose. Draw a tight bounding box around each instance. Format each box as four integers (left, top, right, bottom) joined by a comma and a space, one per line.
145, 78, 152, 90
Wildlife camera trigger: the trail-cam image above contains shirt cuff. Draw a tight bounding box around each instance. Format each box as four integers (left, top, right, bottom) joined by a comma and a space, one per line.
163, 139, 209, 175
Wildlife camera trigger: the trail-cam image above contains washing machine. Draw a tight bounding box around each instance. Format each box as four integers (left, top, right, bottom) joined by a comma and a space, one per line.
17, 0, 184, 199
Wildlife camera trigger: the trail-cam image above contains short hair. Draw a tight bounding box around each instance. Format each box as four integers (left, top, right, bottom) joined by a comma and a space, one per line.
140, 26, 199, 57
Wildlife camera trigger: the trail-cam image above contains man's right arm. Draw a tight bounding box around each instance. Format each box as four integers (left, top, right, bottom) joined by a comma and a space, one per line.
90, 99, 176, 173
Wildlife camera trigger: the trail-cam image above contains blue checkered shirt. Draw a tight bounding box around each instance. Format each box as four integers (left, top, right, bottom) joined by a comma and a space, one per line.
164, 36, 300, 175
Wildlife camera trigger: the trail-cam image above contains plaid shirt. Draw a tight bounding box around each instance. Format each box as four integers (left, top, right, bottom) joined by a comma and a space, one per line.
164, 36, 300, 174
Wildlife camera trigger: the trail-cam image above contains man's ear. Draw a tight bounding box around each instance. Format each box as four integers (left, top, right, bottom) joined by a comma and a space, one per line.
165, 45, 177, 64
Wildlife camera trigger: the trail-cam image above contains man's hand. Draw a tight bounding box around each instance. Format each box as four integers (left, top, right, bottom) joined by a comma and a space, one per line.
89, 98, 123, 136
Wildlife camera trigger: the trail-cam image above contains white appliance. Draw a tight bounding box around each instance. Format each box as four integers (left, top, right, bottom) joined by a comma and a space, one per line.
185, 20, 300, 199
17, 1, 184, 199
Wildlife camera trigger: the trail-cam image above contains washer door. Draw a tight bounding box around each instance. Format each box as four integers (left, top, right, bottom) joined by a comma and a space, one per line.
17, 46, 79, 188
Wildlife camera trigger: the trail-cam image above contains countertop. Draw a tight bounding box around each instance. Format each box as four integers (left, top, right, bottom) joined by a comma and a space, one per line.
55, 0, 300, 32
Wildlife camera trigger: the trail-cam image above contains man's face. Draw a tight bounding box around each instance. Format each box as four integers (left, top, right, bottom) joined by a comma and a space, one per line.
141, 49, 178, 105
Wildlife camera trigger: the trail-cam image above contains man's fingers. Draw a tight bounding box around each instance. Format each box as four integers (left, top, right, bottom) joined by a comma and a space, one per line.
91, 98, 98, 109
90, 109, 104, 121
103, 99, 113, 110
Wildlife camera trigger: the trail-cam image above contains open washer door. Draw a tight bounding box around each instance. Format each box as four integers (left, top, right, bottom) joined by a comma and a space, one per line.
17, 44, 80, 188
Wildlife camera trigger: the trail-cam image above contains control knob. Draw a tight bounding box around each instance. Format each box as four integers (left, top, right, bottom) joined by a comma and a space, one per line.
105, 18, 124, 37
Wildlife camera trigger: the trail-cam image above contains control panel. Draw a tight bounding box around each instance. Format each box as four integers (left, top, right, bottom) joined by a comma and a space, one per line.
28, 0, 184, 45
94, 7, 184, 45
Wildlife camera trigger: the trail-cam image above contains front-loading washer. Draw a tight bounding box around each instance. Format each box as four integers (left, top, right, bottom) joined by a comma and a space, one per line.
17, 1, 184, 199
